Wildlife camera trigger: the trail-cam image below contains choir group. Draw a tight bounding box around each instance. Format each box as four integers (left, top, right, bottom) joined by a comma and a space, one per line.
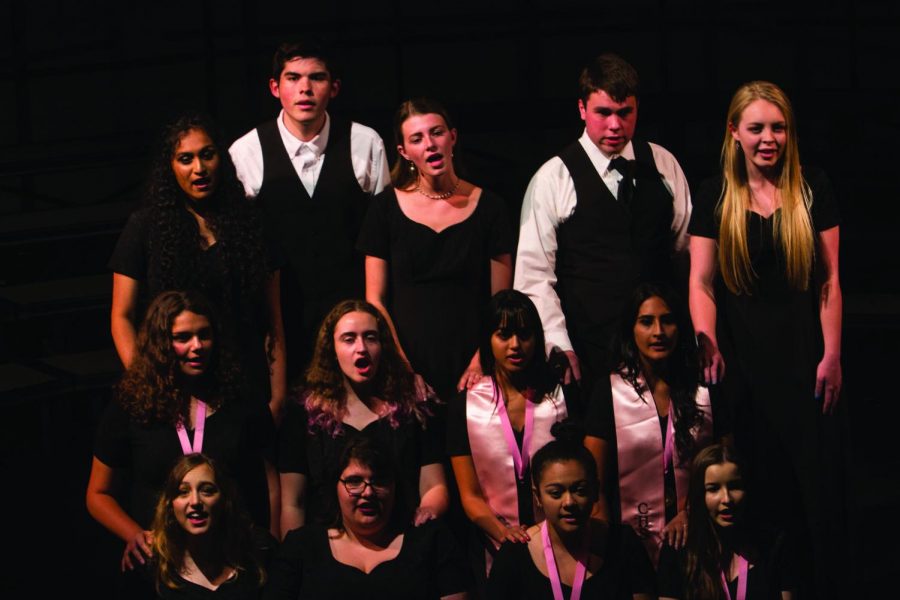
84, 40, 845, 599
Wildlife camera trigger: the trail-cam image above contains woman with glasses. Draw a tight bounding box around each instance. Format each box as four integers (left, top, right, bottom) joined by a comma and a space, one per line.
277, 300, 448, 535
265, 437, 471, 599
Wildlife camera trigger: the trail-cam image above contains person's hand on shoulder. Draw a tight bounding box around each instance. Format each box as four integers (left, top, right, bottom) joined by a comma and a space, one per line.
663, 510, 688, 549
121, 530, 153, 571
815, 354, 842, 414
549, 348, 582, 385
696, 333, 725, 385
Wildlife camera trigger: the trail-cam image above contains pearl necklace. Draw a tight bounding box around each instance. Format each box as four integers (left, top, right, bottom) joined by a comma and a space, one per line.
415, 177, 460, 200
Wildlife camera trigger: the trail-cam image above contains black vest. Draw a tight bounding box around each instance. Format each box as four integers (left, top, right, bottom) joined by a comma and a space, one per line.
255, 117, 369, 372
555, 140, 675, 365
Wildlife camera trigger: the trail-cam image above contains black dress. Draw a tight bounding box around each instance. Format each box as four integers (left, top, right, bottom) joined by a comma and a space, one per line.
689, 167, 841, 593
94, 399, 275, 529
109, 207, 280, 404
487, 524, 656, 599
156, 574, 260, 600
357, 189, 513, 402
657, 529, 796, 599
278, 400, 443, 527
262, 520, 472, 599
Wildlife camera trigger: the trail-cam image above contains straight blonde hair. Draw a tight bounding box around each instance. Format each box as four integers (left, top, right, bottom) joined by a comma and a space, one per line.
717, 81, 814, 294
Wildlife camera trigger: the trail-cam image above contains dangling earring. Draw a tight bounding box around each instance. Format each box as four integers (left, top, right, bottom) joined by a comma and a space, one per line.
408, 160, 416, 173
735, 140, 742, 153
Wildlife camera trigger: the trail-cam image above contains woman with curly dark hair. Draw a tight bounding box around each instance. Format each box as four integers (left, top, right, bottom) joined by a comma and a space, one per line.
584, 282, 713, 567
109, 111, 286, 416
151, 453, 272, 598
87, 291, 277, 584
278, 299, 448, 535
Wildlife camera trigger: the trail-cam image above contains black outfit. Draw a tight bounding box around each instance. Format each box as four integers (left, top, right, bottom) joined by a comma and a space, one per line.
584, 378, 679, 526
487, 524, 656, 599
156, 575, 259, 600
556, 140, 677, 385
255, 118, 368, 379
657, 529, 795, 599
155, 528, 274, 600
263, 520, 472, 599
94, 399, 275, 529
357, 188, 513, 402
689, 168, 842, 597
109, 207, 279, 404
278, 400, 443, 526
446, 385, 581, 527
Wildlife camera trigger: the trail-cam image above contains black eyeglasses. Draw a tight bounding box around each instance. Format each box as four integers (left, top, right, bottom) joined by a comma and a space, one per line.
339, 475, 391, 496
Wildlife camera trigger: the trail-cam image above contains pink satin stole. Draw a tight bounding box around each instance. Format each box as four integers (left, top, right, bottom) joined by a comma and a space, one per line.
467, 376, 567, 546
611, 373, 712, 566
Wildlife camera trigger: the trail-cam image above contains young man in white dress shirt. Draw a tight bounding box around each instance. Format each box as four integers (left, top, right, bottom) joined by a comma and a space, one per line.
514, 53, 691, 390
230, 40, 390, 380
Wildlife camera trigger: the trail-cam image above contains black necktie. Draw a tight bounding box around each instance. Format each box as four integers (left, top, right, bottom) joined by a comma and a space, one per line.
609, 156, 634, 205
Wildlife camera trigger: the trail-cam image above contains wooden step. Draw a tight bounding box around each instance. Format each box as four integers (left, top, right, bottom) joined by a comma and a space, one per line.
0, 273, 110, 320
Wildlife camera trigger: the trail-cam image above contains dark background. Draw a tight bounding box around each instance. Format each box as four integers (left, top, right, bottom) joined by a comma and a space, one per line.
1, 0, 897, 596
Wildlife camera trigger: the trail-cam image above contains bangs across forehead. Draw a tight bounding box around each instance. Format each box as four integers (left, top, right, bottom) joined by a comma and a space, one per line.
495, 307, 534, 335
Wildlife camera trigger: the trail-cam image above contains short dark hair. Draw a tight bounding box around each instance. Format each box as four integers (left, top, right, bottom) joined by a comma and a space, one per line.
530, 420, 597, 493
271, 39, 337, 81
578, 53, 639, 104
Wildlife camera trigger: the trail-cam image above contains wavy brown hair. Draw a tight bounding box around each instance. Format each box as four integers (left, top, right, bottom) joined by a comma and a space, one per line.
143, 111, 272, 353
151, 453, 264, 593
302, 299, 425, 436
115, 290, 239, 426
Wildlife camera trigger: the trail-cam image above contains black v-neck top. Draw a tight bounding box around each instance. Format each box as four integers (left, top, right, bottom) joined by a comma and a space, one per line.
278, 400, 443, 526
263, 520, 471, 599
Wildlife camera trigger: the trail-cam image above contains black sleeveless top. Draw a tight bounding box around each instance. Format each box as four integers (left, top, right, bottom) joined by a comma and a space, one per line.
255, 117, 369, 374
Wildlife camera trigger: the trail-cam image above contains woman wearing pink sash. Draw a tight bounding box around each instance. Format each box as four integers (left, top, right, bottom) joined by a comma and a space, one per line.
657, 443, 796, 600
487, 421, 656, 600
584, 283, 712, 567
447, 290, 579, 581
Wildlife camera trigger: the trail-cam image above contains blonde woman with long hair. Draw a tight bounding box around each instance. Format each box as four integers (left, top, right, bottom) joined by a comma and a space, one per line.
688, 81, 842, 597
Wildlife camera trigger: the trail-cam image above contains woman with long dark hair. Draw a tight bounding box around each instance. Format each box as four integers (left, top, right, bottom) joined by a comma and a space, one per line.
151, 453, 270, 598
358, 97, 513, 403
109, 111, 286, 415
278, 299, 448, 534
657, 443, 796, 599
266, 437, 470, 599
584, 282, 712, 566
87, 291, 277, 580
447, 290, 578, 582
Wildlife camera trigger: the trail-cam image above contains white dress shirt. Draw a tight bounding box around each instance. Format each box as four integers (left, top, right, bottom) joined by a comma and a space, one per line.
514, 130, 691, 354
228, 111, 390, 198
